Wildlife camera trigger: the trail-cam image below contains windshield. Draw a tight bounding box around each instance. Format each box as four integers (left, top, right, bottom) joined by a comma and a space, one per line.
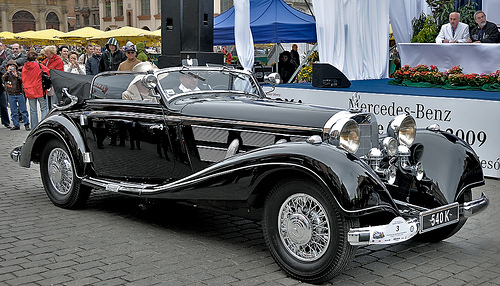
156, 67, 263, 100
89, 67, 264, 102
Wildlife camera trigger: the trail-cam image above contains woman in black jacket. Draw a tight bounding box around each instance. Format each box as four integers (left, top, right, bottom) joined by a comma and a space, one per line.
277, 51, 296, 83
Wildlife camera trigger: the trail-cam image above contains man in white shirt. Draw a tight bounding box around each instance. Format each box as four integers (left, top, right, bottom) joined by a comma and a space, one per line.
178, 73, 201, 92
436, 12, 470, 43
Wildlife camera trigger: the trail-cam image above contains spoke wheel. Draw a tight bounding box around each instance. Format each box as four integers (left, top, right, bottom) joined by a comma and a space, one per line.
47, 147, 74, 196
40, 140, 91, 209
279, 193, 330, 262
263, 178, 358, 283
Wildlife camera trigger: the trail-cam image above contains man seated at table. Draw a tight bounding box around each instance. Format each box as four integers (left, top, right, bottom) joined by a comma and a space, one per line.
436, 12, 470, 43
467, 10, 500, 43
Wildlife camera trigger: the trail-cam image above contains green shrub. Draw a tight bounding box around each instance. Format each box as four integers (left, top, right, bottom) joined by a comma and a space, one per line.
411, 15, 438, 43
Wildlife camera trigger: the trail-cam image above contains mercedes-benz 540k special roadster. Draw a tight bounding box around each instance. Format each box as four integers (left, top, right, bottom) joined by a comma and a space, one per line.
11, 64, 489, 283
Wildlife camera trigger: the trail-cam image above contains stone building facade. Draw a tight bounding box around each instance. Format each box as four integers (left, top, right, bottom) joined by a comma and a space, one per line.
99, 0, 161, 31
0, 0, 75, 32
74, 0, 100, 30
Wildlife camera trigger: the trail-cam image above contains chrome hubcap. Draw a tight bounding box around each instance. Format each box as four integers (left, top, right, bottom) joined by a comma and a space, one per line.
279, 193, 330, 261
48, 148, 74, 195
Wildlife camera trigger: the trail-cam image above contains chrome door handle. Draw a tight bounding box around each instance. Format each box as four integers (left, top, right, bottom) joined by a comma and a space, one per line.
150, 124, 164, 131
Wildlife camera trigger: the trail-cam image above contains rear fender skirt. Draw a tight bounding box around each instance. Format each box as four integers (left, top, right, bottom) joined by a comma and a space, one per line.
83, 142, 399, 217
20, 114, 88, 177
414, 129, 485, 204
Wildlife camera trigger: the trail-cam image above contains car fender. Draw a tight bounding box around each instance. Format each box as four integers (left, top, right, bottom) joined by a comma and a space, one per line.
415, 129, 484, 204
19, 114, 89, 177
156, 141, 399, 217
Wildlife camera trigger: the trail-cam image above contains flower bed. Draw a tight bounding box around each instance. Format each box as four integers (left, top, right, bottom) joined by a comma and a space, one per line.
390, 65, 500, 92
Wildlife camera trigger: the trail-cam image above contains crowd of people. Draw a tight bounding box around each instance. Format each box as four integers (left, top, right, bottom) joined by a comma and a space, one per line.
0, 37, 150, 131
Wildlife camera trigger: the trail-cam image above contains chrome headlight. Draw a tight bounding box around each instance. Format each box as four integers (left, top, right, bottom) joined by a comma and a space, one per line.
382, 137, 398, 157
388, 115, 416, 147
141, 74, 158, 89
264, 73, 280, 85
329, 118, 360, 153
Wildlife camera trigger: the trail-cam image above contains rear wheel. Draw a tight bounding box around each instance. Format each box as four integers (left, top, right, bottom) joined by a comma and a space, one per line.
40, 139, 91, 209
262, 178, 358, 283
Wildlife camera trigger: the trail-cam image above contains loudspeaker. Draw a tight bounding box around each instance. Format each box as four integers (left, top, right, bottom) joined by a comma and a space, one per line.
161, 0, 181, 56
180, 52, 224, 66
158, 55, 182, 68
182, 0, 214, 52
312, 63, 351, 88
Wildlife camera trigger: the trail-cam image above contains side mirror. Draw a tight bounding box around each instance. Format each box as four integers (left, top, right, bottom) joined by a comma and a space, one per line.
264, 73, 280, 86
141, 74, 161, 99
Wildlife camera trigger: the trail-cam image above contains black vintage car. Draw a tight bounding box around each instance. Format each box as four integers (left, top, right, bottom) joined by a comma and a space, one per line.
12, 64, 489, 283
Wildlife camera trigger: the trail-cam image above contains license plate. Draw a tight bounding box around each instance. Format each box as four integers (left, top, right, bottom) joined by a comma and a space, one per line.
419, 203, 459, 233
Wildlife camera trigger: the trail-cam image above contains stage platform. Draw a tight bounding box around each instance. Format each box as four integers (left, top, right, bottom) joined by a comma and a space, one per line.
266, 79, 500, 178
277, 79, 500, 101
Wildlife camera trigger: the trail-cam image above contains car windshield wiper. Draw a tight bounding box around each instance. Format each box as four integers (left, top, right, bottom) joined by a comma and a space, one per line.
221, 69, 247, 81
179, 70, 206, 81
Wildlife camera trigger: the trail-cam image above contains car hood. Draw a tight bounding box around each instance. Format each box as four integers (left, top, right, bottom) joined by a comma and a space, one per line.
176, 97, 344, 129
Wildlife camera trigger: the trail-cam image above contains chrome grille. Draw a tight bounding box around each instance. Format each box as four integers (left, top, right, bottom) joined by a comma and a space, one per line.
356, 122, 376, 156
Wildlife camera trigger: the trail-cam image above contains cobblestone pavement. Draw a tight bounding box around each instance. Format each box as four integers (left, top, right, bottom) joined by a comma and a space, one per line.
1, 125, 499, 286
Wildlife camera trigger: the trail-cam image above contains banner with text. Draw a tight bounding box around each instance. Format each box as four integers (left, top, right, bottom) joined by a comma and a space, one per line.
269, 87, 500, 178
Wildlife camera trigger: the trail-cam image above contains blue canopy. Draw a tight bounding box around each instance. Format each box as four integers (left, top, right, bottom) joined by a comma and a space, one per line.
214, 0, 317, 45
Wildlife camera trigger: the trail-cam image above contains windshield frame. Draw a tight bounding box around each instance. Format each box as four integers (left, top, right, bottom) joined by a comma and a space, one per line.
154, 66, 265, 103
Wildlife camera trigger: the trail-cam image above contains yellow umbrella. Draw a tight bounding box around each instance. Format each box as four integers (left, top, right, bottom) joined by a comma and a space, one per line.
29, 29, 66, 44
0, 31, 16, 44
147, 29, 161, 37
13, 30, 36, 45
89, 26, 156, 46
0, 31, 15, 39
13, 29, 66, 45
141, 29, 161, 47
59, 27, 104, 45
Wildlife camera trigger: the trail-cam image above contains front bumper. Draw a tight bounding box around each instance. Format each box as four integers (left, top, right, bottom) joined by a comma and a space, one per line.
348, 192, 489, 246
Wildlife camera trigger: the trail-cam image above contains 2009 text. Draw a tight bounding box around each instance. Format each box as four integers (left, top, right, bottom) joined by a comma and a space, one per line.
445, 128, 487, 147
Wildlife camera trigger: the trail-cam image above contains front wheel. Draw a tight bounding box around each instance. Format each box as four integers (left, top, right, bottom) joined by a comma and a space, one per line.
40, 139, 91, 209
262, 178, 358, 283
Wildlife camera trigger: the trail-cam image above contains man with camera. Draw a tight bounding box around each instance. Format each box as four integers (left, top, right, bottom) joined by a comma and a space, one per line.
2, 60, 29, 131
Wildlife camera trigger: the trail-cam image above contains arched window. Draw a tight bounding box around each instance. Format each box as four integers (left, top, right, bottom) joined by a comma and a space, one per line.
141, 26, 150, 31
46, 12, 60, 30
12, 11, 36, 33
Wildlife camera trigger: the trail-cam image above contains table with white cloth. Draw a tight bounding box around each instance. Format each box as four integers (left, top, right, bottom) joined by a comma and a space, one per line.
398, 43, 500, 74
